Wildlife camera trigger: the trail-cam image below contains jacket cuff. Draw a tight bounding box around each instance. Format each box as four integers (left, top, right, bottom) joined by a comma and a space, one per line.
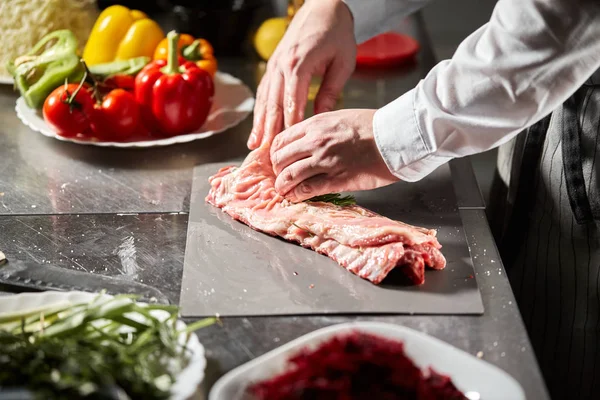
373, 88, 452, 182
341, 0, 384, 44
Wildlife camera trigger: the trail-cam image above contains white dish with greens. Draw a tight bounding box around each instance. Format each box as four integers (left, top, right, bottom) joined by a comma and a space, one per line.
0, 291, 215, 399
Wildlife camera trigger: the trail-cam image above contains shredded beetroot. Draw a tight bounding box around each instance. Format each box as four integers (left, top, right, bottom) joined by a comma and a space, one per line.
250, 332, 466, 400
418, 368, 467, 400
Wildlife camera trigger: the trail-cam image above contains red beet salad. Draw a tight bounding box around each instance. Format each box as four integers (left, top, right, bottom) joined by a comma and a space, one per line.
250, 331, 467, 400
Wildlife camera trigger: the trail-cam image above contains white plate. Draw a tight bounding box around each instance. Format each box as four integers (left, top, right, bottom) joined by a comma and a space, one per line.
15, 71, 254, 148
0, 291, 206, 400
209, 321, 526, 400
0, 75, 13, 85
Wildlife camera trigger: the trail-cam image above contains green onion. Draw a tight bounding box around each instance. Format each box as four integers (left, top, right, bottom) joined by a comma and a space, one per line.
0, 294, 216, 399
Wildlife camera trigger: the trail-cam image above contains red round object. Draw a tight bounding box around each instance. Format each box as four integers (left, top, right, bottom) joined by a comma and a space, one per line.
356, 32, 420, 67
42, 83, 96, 138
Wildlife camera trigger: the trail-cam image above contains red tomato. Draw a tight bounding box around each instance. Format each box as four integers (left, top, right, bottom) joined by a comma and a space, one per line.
103, 75, 136, 92
43, 83, 96, 137
93, 89, 141, 141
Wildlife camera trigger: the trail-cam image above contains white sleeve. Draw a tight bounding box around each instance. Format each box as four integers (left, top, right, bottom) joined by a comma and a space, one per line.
372, 0, 600, 182
341, 0, 432, 44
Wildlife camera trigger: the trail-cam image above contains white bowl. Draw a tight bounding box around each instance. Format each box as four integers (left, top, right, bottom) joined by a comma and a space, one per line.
0, 291, 207, 400
209, 321, 526, 400
15, 71, 254, 148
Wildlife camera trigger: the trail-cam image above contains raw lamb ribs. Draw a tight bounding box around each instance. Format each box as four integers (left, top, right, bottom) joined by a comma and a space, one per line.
205, 146, 446, 285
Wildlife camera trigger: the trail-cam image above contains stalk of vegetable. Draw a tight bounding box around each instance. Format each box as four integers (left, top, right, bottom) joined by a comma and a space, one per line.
181, 39, 218, 77
153, 34, 218, 78
135, 31, 214, 137
0, 294, 216, 400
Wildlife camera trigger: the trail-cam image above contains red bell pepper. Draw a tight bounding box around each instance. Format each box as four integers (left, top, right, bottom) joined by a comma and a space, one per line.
135, 30, 214, 137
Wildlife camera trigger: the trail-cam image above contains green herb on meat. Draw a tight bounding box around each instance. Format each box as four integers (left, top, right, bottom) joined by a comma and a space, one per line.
306, 193, 356, 207
292, 222, 315, 237
0, 294, 216, 400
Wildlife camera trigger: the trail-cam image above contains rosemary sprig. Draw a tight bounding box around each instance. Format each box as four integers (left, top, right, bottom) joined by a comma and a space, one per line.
306, 193, 356, 206
292, 222, 315, 237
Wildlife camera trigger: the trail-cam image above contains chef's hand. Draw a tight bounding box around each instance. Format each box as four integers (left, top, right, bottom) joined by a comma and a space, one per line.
270, 109, 399, 202
247, 0, 356, 150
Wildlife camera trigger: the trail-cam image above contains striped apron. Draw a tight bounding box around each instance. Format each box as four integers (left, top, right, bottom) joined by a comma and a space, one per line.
489, 69, 600, 399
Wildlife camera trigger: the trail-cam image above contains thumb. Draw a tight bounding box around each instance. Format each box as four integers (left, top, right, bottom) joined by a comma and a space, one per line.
287, 174, 336, 202
314, 58, 351, 115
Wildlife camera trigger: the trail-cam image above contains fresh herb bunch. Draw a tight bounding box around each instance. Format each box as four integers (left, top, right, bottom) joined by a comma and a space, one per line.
0, 294, 215, 400
306, 193, 356, 207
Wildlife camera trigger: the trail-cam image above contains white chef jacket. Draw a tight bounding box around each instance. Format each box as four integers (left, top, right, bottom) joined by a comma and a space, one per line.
342, 0, 600, 182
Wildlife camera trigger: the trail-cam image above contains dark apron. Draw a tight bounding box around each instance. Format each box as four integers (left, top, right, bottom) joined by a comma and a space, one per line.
489, 69, 600, 399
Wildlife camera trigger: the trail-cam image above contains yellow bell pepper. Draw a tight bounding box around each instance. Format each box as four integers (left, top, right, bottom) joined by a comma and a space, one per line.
82, 5, 164, 66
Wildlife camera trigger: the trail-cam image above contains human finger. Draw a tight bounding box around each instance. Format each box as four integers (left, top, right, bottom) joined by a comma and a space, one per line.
285, 173, 338, 202
274, 157, 326, 197
270, 120, 307, 155
283, 72, 311, 129
260, 70, 285, 147
314, 58, 352, 115
248, 69, 271, 149
271, 136, 313, 176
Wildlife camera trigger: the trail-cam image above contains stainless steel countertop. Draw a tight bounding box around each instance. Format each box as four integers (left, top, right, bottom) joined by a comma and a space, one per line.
0, 13, 548, 399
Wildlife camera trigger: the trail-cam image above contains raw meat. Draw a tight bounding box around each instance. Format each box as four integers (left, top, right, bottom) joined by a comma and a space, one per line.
205, 146, 446, 285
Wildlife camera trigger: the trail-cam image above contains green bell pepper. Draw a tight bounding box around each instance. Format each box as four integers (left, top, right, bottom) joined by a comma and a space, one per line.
7, 30, 84, 109
87, 56, 150, 79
